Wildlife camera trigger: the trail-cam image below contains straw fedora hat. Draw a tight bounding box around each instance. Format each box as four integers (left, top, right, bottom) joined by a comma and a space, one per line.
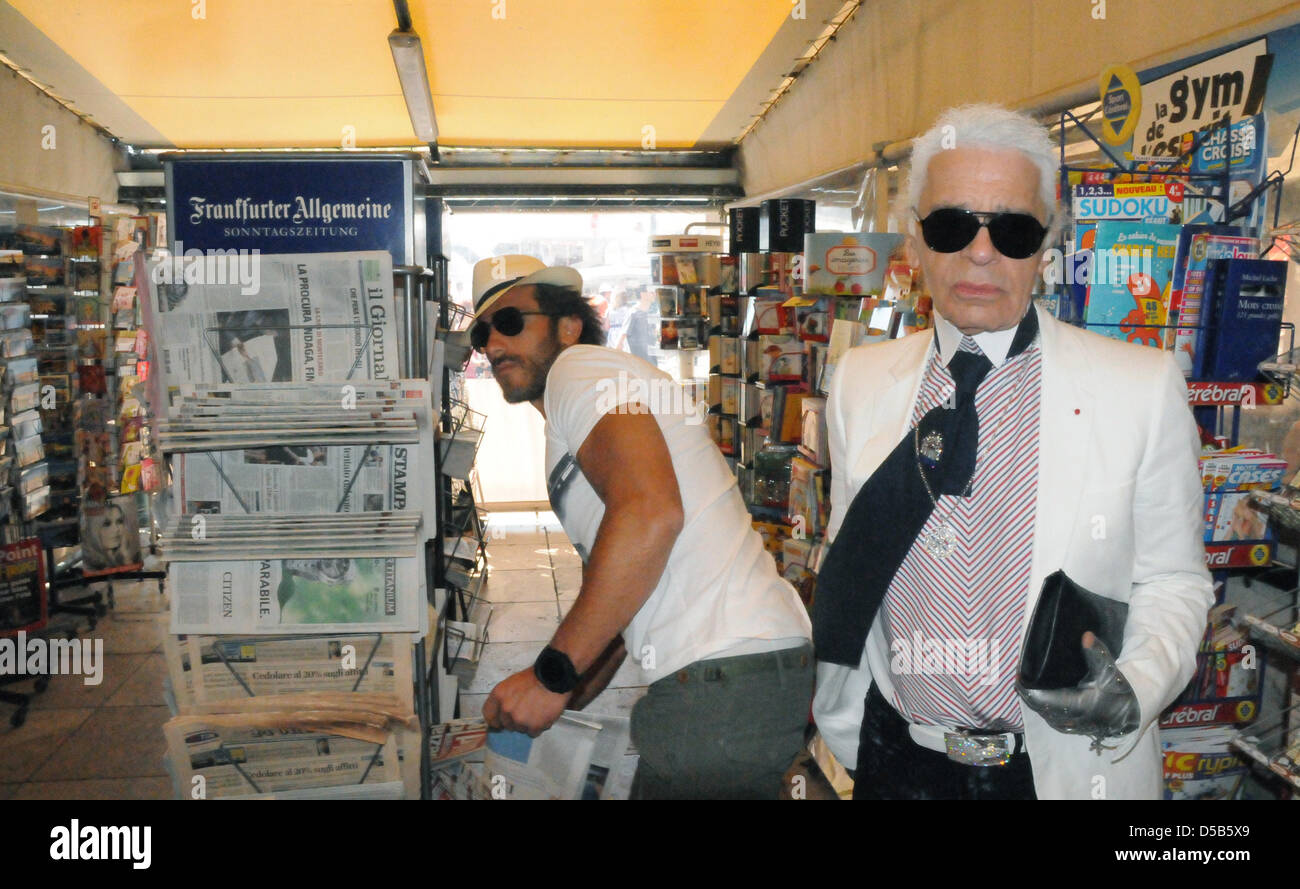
471, 254, 584, 320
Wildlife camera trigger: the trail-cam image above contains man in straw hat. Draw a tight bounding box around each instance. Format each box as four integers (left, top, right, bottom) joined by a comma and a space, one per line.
471, 254, 812, 799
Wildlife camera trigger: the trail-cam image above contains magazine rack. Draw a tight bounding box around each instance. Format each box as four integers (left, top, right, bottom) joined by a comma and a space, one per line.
1056, 109, 1238, 228
1232, 701, 1300, 792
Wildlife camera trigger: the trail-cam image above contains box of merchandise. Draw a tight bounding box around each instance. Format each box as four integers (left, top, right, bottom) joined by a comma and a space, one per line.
1203, 492, 1272, 543
803, 233, 905, 298
1198, 449, 1286, 492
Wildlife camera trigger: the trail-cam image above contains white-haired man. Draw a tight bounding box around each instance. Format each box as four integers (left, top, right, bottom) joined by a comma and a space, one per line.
812, 104, 1212, 800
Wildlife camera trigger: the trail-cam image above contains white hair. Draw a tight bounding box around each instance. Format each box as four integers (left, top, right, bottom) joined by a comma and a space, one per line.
905, 103, 1059, 227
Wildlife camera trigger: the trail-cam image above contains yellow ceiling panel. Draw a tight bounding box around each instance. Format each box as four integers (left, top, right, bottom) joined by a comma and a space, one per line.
8, 0, 795, 148
433, 96, 727, 148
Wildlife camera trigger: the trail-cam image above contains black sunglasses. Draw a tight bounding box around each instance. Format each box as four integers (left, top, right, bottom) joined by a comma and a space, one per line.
915, 207, 1049, 260
470, 306, 563, 350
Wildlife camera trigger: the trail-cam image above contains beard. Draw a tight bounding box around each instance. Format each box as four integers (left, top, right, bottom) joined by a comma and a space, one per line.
491, 329, 566, 404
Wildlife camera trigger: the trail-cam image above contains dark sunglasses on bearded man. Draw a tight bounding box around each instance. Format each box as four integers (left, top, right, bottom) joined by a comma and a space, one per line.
470, 306, 567, 350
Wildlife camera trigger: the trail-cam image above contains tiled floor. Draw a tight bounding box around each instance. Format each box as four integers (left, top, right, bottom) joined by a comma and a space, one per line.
0, 580, 173, 801
464, 511, 650, 723
0, 512, 834, 800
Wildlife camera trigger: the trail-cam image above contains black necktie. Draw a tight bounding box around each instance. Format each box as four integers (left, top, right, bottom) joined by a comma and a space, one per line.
813, 309, 1038, 666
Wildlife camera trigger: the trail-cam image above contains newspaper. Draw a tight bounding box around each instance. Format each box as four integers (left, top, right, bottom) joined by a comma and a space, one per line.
426, 712, 632, 800
483, 714, 601, 800
225, 781, 406, 800
169, 554, 425, 635
149, 251, 398, 393
174, 444, 417, 515
429, 718, 490, 765
580, 713, 635, 801
163, 714, 402, 798
165, 633, 417, 710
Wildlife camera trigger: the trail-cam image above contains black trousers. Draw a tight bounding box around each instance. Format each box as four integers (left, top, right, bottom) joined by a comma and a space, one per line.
853, 684, 1037, 800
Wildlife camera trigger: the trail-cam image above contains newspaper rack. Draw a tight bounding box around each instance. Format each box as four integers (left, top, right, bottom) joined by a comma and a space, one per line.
440, 398, 486, 480
158, 511, 424, 559
1225, 580, 1300, 792
145, 256, 456, 797
437, 300, 475, 372
444, 612, 492, 684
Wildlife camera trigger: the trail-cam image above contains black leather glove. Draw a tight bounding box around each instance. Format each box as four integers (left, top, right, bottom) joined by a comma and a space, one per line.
1017, 632, 1140, 750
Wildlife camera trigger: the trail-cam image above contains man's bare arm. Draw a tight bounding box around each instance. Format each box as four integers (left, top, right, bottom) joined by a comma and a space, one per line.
482, 407, 681, 735
549, 407, 684, 673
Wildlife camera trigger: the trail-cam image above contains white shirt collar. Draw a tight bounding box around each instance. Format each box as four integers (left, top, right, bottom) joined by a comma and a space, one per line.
932, 307, 1029, 369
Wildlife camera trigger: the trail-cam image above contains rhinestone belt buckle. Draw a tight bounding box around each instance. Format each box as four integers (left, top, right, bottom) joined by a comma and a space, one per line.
944, 731, 1012, 767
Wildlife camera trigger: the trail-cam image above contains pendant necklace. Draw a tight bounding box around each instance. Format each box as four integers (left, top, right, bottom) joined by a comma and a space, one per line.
914, 423, 972, 558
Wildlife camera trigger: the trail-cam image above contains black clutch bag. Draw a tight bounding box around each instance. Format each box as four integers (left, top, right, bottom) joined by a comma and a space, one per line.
1017, 570, 1129, 690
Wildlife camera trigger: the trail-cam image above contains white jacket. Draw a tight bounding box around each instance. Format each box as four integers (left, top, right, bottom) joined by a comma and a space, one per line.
813, 304, 1214, 800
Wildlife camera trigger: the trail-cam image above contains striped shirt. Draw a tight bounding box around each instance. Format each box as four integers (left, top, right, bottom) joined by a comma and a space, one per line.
875, 334, 1042, 731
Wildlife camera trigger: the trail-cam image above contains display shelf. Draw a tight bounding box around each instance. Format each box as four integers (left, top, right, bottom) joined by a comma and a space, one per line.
1231, 705, 1300, 791
1235, 582, 1300, 661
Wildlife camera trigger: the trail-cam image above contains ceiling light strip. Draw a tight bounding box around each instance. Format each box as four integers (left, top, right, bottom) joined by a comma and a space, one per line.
736, 0, 862, 144
0, 51, 119, 144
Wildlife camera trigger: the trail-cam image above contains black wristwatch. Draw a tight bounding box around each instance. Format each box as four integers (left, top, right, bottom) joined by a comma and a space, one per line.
533, 645, 581, 694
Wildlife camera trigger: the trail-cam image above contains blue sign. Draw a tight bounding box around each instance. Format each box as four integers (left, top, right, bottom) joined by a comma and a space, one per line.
166, 156, 412, 260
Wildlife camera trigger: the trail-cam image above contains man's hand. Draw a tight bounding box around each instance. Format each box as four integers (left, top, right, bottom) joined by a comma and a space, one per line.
482, 668, 570, 737
1018, 632, 1140, 745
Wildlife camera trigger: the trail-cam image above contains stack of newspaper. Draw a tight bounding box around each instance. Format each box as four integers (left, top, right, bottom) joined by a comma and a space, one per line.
159, 512, 422, 559
157, 380, 428, 450
163, 692, 418, 799
163, 632, 426, 797
157, 380, 436, 636
164, 632, 416, 712
428, 713, 635, 800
